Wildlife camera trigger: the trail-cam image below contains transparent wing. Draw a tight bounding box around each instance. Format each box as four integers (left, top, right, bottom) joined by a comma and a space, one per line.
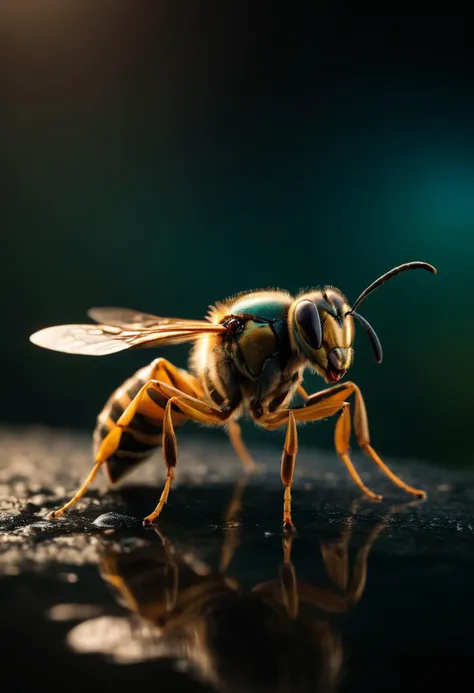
86, 307, 213, 331
29, 309, 226, 356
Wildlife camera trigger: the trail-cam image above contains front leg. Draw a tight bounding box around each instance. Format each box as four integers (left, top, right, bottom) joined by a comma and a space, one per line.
281, 412, 298, 532
264, 380, 426, 507
260, 386, 349, 532
334, 383, 426, 499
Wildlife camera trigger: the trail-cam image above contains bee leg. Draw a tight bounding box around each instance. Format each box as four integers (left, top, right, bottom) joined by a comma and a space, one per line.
48, 410, 141, 518
262, 385, 381, 501
296, 383, 310, 400
142, 397, 178, 527
142, 389, 233, 527
47, 361, 202, 520
211, 360, 254, 470
334, 406, 383, 501
281, 411, 298, 533
227, 419, 256, 472
260, 391, 348, 530
134, 382, 231, 527
223, 475, 248, 526
349, 385, 427, 499
264, 383, 349, 430
291, 381, 426, 499
47, 458, 106, 519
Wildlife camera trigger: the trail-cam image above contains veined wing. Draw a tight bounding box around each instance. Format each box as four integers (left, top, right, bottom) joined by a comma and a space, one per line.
87, 306, 218, 331
29, 308, 226, 356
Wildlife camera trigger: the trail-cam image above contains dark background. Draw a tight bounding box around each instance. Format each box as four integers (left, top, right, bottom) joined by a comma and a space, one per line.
0, 3, 471, 467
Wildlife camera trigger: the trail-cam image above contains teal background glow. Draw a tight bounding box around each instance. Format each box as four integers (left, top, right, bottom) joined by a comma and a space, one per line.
0, 4, 471, 467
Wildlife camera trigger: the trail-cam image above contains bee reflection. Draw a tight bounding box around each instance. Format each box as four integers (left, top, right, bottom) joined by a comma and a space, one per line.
73, 485, 419, 693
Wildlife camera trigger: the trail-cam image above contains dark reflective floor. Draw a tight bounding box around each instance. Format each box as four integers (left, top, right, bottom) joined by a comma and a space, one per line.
1, 427, 474, 693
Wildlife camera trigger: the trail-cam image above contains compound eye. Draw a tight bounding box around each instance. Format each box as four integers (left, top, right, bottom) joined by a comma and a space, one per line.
295, 300, 322, 350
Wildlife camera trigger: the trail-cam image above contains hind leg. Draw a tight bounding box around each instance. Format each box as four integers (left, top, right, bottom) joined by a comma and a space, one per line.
47, 360, 203, 520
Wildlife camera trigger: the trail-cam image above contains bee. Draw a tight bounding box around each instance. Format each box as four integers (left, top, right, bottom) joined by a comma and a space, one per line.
30, 261, 436, 530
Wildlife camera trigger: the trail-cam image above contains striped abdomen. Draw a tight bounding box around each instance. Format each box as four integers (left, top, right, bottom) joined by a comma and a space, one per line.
93, 358, 202, 483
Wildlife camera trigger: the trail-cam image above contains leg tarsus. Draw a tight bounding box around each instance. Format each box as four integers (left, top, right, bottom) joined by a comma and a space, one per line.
281, 411, 298, 531
352, 387, 427, 499
47, 458, 105, 520
283, 486, 296, 534
362, 442, 427, 499
340, 454, 382, 502
142, 472, 173, 527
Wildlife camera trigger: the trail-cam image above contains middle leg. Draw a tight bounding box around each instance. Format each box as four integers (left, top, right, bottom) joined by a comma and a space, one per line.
281, 411, 298, 532
334, 383, 426, 499
227, 419, 256, 472
266, 380, 426, 501
133, 383, 234, 526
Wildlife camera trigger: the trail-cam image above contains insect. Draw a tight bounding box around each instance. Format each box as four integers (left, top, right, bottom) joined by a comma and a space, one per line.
30, 260, 436, 531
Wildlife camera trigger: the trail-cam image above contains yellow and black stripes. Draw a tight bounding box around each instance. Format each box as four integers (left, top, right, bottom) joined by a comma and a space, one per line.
93, 358, 203, 483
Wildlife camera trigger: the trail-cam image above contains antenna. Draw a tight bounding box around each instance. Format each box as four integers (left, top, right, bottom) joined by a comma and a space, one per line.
347, 262, 437, 315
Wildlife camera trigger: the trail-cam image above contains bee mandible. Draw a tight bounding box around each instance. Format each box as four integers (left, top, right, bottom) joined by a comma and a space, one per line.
30, 260, 436, 531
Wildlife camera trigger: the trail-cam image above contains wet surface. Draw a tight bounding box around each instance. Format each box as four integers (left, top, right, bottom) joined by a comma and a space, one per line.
1, 426, 474, 693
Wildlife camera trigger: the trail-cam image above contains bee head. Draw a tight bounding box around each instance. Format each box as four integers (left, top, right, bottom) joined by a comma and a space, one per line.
290, 261, 436, 384
289, 288, 354, 383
